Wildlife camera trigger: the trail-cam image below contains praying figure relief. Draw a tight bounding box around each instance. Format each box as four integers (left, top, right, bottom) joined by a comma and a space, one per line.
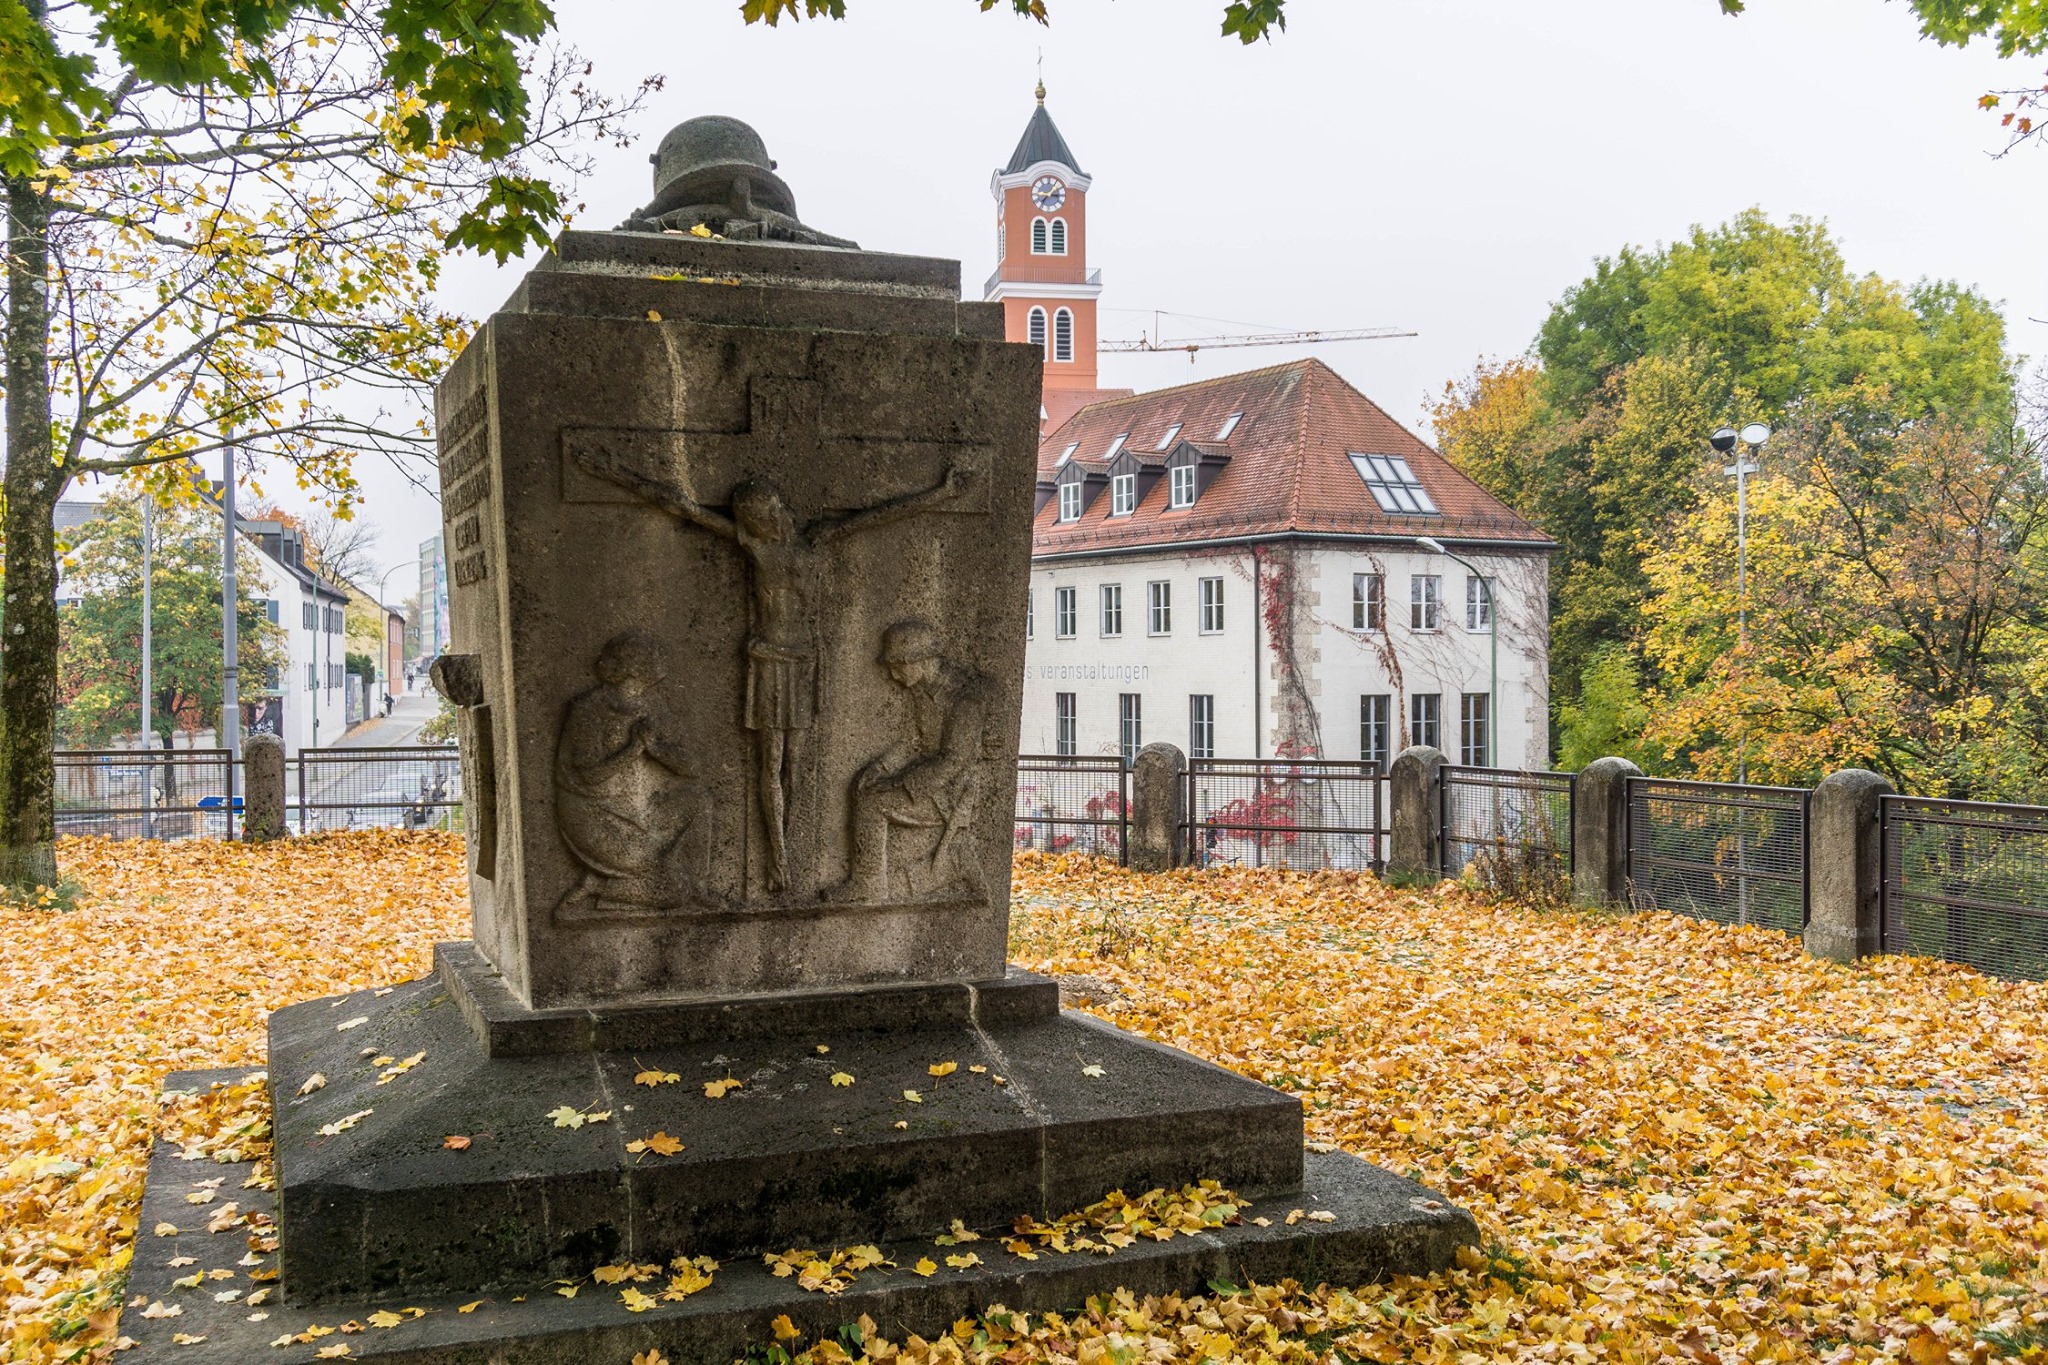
573, 443, 967, 892
554, 633, 705, 914
825, 620, 994, 904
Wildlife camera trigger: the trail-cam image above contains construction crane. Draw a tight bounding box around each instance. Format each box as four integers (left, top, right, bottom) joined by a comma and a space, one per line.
1101, 325, 1415, 355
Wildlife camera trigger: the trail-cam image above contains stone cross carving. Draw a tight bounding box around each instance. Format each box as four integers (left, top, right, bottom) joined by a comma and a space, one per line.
567, 386, 985, 893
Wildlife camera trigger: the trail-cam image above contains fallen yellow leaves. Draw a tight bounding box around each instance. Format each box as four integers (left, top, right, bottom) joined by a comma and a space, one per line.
928, 1061, 957, 1077
703, 1077, 742, 1099
829, 1072, 854, 1087
8, 836, 2048, 1365
765, 1244, 891, 1294
545, 1104, 611, 1129
441, 1134, 471, 1151
633, 1067, 680, 1087
625, 1131, 685, 1157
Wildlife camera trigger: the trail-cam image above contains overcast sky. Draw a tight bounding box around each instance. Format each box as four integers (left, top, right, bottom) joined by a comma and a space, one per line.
299, 0, 2048, 603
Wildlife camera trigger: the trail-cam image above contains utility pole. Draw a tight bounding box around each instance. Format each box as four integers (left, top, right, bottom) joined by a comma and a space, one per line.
1710, 422, 1772, 928
221, 442, 240, 764
140, 496, 153, 837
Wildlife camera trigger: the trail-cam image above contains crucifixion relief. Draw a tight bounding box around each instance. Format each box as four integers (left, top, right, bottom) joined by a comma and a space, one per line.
566, 379, 985, 894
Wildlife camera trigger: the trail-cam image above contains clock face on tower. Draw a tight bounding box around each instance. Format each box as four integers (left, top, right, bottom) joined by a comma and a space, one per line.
1031, 176, 1066, 212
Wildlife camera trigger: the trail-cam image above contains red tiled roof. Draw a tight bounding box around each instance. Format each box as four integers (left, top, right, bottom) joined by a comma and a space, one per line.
1043, 386, 1132, 434
1032, 359, 1550, 556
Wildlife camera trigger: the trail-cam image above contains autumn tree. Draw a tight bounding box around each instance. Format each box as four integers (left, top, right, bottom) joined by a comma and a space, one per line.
1638, 396, 2048, 795
0, 1, 648, 886
1432, 210, 2011, 749
55, 496, 283, 748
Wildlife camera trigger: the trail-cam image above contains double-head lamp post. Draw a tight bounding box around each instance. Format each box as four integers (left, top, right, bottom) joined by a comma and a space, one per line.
1416, 535, 1495, 767
1708, 423, 1771, 786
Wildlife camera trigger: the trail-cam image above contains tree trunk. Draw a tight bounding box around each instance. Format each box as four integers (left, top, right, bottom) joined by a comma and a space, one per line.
2, 174, 63, 888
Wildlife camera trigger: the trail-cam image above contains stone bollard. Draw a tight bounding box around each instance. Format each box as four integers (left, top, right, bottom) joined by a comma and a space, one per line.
1386, 745, 1446, 882
241, 733, 288, 842
1805, 768, 1892, 963
1127, 742, 1188, 872
1572, 757, 1642, 908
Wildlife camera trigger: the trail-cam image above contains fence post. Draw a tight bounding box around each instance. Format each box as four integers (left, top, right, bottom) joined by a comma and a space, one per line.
1572, 757, 1640, 908
1805, 768, 1892, 963
1387, 745, 1446, 882
241, 733, 288, 842
1128, 742, 1188, 872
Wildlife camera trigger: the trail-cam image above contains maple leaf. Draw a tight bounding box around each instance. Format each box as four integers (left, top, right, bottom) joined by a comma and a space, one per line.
814, 1044, 830, 1054
914, 1257, 938, 1276
153, 1222, 180, 1236
315, 1346, 350, 1359
633, 1353, 671, 1365
703, 1077, 742, 1098
457, 1301, 483, 1314
172, 1271, 203, 1289
928, 1061, 958, 1077
664, 1263, 714, 1299
318, 1109, 372, 1137
1081, 1064, 1106, 1078
830, 1072, 855, 1087
620, 1286, 657, 1312
902, 1089, 923, 1103
968, 1065, 988, 1074
169, 1333, 208, 1345
335, 1017, 368, 1032
442, 1135, 472, 1150
139, 1301, 182, 1319
634, 1068, 680, 1087
771, 1313, 801, 1341
167, 1256, 196, 1267
296, 1073, 327, 1096
586, 1110, 612, 1124
944, 1252, 982, 1269
366, 1311, 402, 1328
546, 1106, 585, 1129
626, 1131, 685, 1156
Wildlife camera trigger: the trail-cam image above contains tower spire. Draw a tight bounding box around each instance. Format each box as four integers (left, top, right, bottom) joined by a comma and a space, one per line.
1036, 51, 1045, 105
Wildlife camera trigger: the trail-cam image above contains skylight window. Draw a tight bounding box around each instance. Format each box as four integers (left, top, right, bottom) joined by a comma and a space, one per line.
1104, 433, 1128, 459
1349, 453, 1440, 516
1056, 443, 1079, 467
1215, 412, 1243, 440
1156, 423, 1182, 450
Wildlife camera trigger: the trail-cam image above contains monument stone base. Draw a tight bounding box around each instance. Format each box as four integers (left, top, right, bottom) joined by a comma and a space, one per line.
128, 1069, 1474, 1365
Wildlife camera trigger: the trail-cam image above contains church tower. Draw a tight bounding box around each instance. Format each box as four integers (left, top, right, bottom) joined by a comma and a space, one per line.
986, 85, 1126, 431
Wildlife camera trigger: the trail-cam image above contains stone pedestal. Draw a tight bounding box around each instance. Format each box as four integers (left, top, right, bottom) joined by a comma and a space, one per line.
1572, 757, 1640, 908
128, 139, 1473, 1361
1805, 768, 1892, 963
1387, 745, 1446, 882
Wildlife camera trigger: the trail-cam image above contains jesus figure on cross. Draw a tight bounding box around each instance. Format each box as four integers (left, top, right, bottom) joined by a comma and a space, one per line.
574, 442, 967, 892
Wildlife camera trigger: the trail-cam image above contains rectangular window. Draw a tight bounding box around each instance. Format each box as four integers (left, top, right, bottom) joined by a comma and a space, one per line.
1156, 423, 1182, 450
1147, 580, 1171, 635
1352, 571, 1384, 630
1058, 442, 1079, 467
306, 663, 316, 691
1199, 576, 1225, 634
1190, 694, 1215, 760
1169, 464, 1195, 508
1361, 694, 1391, 769
1104, 434, 1128, 459
1460, 693, 1490, 767
1466, 574, 1493, 631
1410, 692, 1441, 750
1057, 482, 1081, 522
303, 602, 316, 630
1055, 693, 1077, 756
265, 599, 281, 625
1054, 586, 1077, 639
1110, 472, 1136, 515
1025, 589, 1033, 640
1349, 452, 1441, 515
1215, 412, 1243, 440
1119, 693, 1142, 766
1099, 583, 1123, 637
1410, 574, 1442, 631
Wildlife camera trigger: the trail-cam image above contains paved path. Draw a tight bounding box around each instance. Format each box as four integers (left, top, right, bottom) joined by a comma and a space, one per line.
332, 690, 439, 749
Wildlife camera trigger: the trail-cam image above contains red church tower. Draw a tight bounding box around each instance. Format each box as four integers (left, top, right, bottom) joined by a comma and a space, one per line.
985, 85, 1130, 432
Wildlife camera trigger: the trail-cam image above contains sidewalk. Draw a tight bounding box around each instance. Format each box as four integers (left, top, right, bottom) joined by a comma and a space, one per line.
333, 690, 440, 749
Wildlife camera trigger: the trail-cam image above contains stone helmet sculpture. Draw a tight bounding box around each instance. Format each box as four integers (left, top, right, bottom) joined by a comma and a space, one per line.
617, 114, 856, 249
643, 116, 799, 222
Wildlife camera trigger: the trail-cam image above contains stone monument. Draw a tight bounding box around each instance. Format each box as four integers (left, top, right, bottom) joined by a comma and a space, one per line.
124, 117, 1473, 1364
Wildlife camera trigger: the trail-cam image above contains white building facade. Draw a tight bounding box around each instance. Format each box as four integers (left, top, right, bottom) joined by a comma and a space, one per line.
1020, 360, 1553, 771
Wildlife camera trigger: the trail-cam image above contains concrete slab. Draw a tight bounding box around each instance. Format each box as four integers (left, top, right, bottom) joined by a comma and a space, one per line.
129, 1069, 1477, 1365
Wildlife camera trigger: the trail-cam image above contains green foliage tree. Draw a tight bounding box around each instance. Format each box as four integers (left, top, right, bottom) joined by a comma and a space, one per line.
55, 496, 284, 748
0, 1, 646, 885
1433, 209, 2012, 762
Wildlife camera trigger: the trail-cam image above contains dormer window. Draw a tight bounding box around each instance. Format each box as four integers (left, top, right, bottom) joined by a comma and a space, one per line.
1110, 472, 1136, 516
1169, 464, 1196, 509
1215, 412, 1243, 440
1156, 423, 1182, 450
1104, 433, 1128, 459
1031, 218, 1049, 254
1049, 218, 1067, 254
1057, 481, 1082, 522
1350, 453, 1440, 515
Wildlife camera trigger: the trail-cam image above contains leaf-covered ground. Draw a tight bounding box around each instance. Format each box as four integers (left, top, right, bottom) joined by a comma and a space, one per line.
3, 837, 2046, 1363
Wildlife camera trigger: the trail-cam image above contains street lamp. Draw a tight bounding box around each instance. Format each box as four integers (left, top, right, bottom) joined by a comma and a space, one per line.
1416, 535, 1496, 767
374, 560, 419, 709
1709, 422, 1770, 784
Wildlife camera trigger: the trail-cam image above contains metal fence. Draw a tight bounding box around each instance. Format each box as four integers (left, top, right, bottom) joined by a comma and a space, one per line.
1186, 758, 1383, 871
54, 748, 238, 840
1626, 778, 1810, 932
1441, 766, 1574, 881
294, 747, 463, 833
1014, 754, 1129, 863
1881, 795, 2048, 981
